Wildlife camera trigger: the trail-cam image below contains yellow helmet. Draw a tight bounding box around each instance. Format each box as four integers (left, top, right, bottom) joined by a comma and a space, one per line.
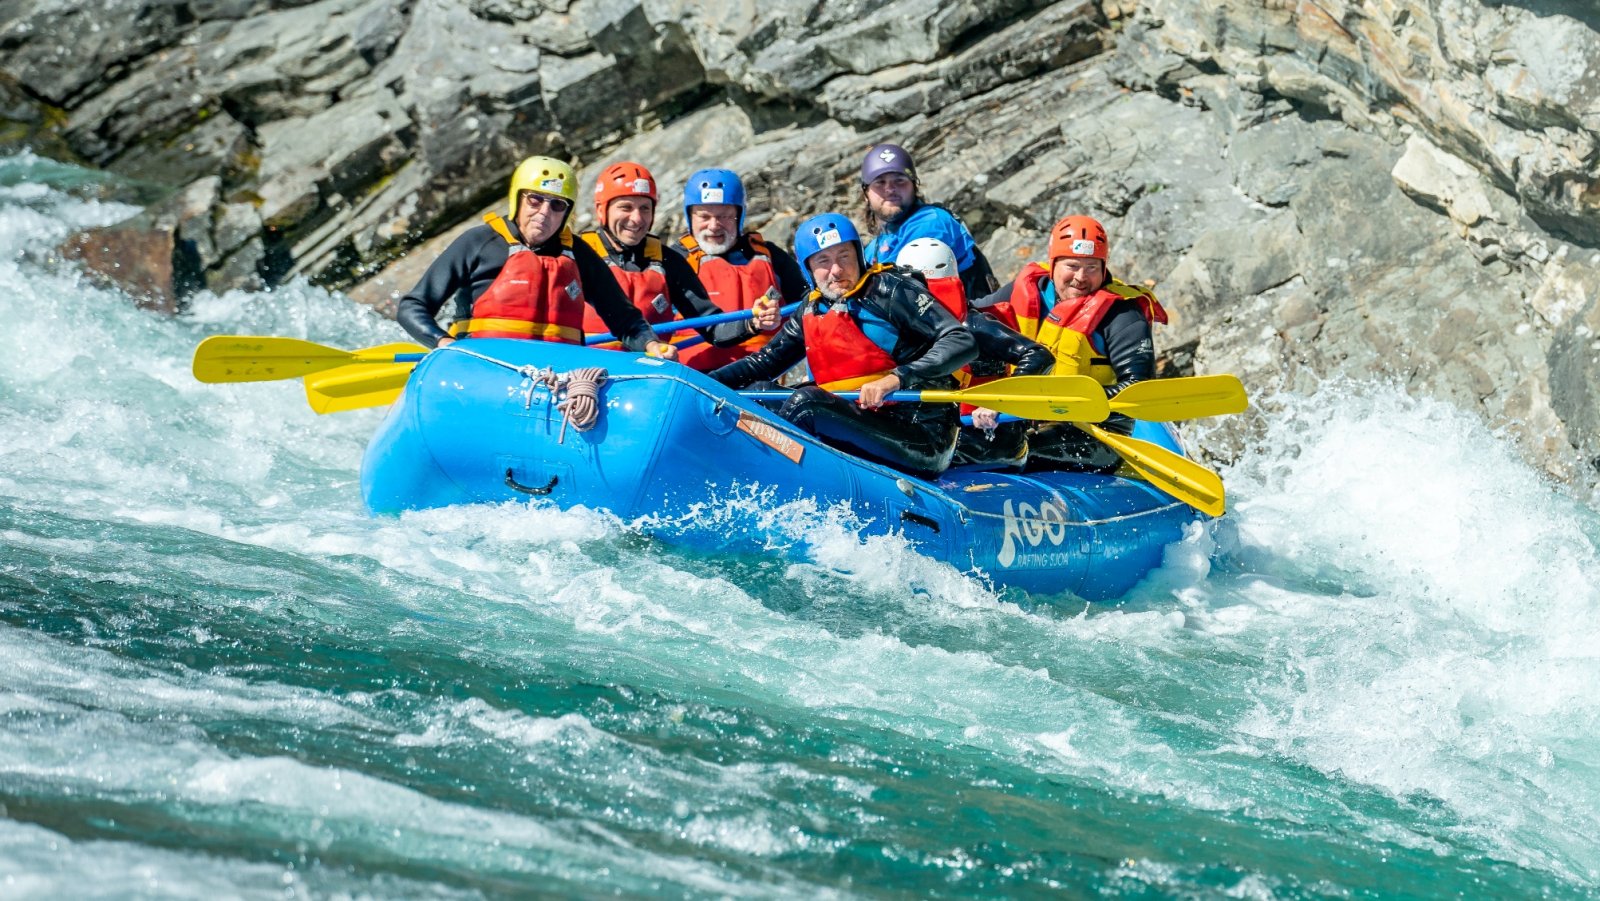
507, 155, 577, 216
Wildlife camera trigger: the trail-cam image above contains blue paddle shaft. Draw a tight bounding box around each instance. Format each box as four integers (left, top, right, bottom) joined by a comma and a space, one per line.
741, 390, 930, 403
586, 302, 800, 346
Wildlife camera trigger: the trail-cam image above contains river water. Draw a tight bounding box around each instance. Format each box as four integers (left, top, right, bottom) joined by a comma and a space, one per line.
3, 151, 1597, 898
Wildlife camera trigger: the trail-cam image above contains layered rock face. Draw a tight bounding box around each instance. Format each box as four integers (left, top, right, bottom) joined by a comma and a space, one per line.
3, 0, 1598, 481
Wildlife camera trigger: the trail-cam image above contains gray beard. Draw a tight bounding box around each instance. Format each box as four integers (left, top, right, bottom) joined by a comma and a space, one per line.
819, 283, 848, 301
695, 233, 734, 256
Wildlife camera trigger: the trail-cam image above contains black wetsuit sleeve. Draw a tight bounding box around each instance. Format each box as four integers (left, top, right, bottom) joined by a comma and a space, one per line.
708, 314, 808, 388
395, 229, 504, 348
659, 252, 753, 346
767, 246, 811, 304
574, 240, 655, 352
1098, 301, 1156, 394
967, 311, 1053, 376
970, 280, 1013, 310
871, 275, 977, 388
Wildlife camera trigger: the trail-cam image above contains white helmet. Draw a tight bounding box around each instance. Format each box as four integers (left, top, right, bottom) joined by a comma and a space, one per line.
895, 237, 958, 279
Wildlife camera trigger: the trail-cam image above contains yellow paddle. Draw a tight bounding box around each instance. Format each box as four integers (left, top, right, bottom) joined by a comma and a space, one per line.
304, 362, 416, 414
1108, 374, 1247, 421
192, 336, 426, 383
1077, 422, 1226, 516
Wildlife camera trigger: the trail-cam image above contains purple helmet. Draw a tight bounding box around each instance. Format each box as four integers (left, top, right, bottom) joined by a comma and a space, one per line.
861, 142, 916, 185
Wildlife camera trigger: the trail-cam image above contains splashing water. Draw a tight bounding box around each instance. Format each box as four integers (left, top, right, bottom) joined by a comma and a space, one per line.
2, 153, 1597, 898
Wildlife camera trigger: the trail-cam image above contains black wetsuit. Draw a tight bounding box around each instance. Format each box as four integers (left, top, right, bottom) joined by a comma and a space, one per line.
584, 229, 769, 347
952, 310, 1055, 470
710, 270, 978, 478
396, 221, 656, 351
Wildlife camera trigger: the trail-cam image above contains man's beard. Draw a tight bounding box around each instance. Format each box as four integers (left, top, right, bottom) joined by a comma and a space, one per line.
819, 281, 849, 301
694, 231, 734, 255
870, 197, 909, 223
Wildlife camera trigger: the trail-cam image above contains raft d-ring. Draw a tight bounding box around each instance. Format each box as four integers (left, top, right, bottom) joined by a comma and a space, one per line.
505, 469, 558, 495
895, 478, 917, 498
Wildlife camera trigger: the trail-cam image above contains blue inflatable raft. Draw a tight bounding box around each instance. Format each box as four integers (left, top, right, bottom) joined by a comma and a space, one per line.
360, 340, 1203, 601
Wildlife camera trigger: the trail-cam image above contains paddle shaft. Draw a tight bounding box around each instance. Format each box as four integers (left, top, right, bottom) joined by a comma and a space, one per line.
585, 301, 800, 345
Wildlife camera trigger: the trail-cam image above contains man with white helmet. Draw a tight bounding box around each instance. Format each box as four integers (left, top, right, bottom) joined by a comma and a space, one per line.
397, 156, 675, 358
578, 161, 778, 356
895, 238, 1053, 470
976, 214, 1167, 473
709, 213, 976, 478
859, 142, 997, 300
671, 168, 805, 370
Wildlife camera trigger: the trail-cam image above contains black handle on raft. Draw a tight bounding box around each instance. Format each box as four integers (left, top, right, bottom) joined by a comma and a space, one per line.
505, 469, 558, 496
900, 510, 940, 533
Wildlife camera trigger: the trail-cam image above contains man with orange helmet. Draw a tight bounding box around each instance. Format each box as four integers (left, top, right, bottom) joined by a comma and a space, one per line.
397, 156, 675, 358
974, 214, 1168, 473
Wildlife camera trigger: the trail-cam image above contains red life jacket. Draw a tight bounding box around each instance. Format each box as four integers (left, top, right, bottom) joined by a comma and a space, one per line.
578, 231, 672, 337
800, 265, 899, 392
460, 214, 586, 343
986, 264, 1049, 340
924, 274, 966, 319
1024, 265, 1168, 385
675, 231, 785, 372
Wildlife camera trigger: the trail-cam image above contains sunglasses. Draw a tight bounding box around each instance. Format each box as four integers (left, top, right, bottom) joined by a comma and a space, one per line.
521, 192, 571, 213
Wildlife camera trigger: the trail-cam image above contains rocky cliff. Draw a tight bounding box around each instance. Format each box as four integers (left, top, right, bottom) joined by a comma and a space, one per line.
4, 0, 1598, 482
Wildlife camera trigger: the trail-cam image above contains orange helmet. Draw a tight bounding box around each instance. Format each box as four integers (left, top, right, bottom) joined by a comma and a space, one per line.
593, 161, 658, 224
1048, 215, 1108, 262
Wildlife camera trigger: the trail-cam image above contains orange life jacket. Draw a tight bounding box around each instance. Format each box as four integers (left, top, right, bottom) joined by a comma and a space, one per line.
675, 231, 785, 371
799, 265, 899, 393
458, 214, 586, 343
1005, 266, 1167, 385
578, 231, 672, 337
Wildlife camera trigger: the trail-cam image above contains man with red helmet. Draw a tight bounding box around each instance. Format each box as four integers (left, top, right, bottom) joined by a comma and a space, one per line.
974, 214, 1168, 473
579, 161, 778, 357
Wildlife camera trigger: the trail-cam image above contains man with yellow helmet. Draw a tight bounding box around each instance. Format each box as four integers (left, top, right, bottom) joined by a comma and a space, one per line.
396, 156, 676, 358
975, 215, 1168, 473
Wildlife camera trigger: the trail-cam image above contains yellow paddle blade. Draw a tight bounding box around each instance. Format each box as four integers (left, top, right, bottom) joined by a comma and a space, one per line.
1109, 374, 1248, 422
304, 362, 416, 414
924, 375, 1111, 422
1078, 422, 1225, 517
191, 336, 424, 383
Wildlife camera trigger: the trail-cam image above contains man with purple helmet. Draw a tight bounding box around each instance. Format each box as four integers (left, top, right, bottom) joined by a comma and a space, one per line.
709, 211, 977, 478
859, 142, 997, 300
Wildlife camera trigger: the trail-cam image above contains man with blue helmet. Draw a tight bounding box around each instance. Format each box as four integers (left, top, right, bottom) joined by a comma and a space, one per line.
672, 168, 808, 370
859, 142, 998, 301
708, 213, 977, 478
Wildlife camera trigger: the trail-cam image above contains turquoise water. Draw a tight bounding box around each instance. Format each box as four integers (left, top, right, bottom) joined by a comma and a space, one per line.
3, 151, 1598, 898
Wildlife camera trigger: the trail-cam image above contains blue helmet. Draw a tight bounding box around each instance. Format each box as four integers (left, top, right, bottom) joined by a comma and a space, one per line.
683, 168, 746, 231
792, 213, 861, 287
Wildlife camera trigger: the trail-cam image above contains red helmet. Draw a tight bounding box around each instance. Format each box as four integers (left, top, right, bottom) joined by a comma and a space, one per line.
1048, 215, 1108, 262
593, 161, 658, 224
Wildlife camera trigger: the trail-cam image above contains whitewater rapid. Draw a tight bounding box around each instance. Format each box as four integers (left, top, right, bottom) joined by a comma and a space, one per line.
3, 152, 1597, 898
